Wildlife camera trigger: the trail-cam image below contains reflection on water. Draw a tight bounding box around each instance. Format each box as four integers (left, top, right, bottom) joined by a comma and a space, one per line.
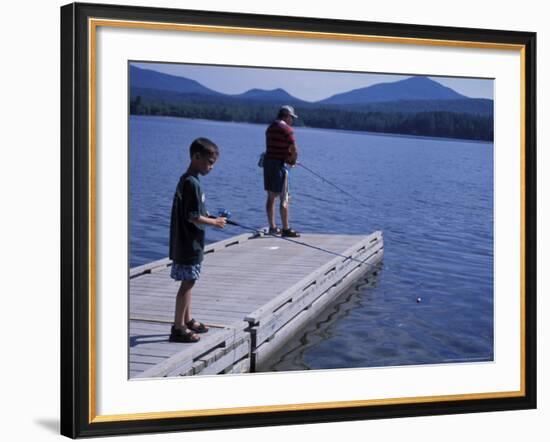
264, 266, 385, 372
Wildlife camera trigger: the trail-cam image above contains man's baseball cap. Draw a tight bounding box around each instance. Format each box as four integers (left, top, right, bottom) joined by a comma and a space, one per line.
280, 105, 298, 119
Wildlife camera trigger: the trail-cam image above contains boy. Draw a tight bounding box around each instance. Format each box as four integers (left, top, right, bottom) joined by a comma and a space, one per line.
168, 137, 226, 343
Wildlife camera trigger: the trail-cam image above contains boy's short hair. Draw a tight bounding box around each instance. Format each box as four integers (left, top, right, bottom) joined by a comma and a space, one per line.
189, 137, 219, 159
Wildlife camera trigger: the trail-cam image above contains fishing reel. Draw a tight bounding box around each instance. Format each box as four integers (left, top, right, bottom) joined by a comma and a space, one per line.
217, 209, 232, 219
212, 209, 237, 225
208, 209, 236, 226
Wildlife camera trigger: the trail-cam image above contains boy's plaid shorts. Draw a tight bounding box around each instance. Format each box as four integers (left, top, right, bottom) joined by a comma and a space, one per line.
170, 263, 202, 281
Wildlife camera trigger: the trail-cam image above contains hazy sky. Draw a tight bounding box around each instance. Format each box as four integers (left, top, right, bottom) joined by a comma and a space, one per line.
132, 61, 494, 102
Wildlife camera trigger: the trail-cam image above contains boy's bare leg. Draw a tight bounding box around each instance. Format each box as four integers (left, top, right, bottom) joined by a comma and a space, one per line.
173, 280, 195, 330
266, 192, 277, 228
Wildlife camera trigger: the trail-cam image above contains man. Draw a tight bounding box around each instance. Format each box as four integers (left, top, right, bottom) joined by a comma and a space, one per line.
263, 105, 300, 237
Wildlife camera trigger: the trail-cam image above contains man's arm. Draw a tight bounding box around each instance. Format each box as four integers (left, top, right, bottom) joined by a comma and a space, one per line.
287, 143, 298, 166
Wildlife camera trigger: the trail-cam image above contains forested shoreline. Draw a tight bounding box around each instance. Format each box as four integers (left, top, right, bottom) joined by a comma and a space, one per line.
130, 94, 493, 141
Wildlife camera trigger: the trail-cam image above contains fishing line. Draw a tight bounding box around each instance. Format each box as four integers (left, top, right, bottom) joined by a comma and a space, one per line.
217, 214, 377, 268
296, 161, 371, 211
294, 161, 378, 230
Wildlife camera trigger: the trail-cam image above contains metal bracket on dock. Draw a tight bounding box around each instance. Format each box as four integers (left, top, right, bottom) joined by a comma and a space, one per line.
246, 324, 258, 373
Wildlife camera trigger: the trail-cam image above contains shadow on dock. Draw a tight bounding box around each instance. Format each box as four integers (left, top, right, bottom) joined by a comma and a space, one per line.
130, 333, 169, 347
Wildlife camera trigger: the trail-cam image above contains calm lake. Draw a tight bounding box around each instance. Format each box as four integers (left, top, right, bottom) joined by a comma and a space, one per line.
130, 115, 494, 370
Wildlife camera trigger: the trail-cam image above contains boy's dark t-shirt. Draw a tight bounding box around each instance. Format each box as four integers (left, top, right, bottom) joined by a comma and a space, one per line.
169, 173, 207, 265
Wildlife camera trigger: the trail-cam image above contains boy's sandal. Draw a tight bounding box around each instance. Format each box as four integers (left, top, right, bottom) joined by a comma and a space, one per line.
186, 318, 209, 333
169, 327, 200, 343
268, 226, 281, 235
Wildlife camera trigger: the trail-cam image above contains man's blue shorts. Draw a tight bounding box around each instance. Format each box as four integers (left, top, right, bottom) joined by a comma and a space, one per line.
170, 263, 202, 281
263, 157, 287, 193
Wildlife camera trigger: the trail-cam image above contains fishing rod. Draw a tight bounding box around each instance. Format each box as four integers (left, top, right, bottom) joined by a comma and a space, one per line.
213, 210, 376, 268
296, 161, 370, 210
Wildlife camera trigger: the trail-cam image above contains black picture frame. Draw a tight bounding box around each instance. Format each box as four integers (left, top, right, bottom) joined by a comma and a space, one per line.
60, 2, 536, 438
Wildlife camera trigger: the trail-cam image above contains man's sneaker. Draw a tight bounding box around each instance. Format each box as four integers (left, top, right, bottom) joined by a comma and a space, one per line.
282, 228, 300, 238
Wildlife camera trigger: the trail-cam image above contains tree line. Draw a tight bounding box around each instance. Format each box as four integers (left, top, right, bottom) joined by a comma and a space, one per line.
130, 95, 493, 141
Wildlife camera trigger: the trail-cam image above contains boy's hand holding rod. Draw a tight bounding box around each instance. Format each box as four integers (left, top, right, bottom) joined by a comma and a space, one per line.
190, 214, 227, 228
204, 213, 228, 228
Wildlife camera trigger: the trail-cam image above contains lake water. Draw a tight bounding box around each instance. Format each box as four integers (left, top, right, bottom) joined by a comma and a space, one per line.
130, 115, 494, 370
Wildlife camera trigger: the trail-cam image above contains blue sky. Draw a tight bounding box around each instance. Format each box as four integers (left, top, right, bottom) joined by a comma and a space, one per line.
132, 61, 494, 102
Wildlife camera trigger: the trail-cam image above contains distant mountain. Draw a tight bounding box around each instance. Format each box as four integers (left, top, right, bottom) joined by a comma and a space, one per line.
131, 66, 306, 104
130, 67, 479, 110
130, 65, 222, 96
232, 88, 305, 103
319, 76, 467, 105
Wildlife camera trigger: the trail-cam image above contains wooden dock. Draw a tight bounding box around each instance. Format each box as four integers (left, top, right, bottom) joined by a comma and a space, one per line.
130, 230, 383, 379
